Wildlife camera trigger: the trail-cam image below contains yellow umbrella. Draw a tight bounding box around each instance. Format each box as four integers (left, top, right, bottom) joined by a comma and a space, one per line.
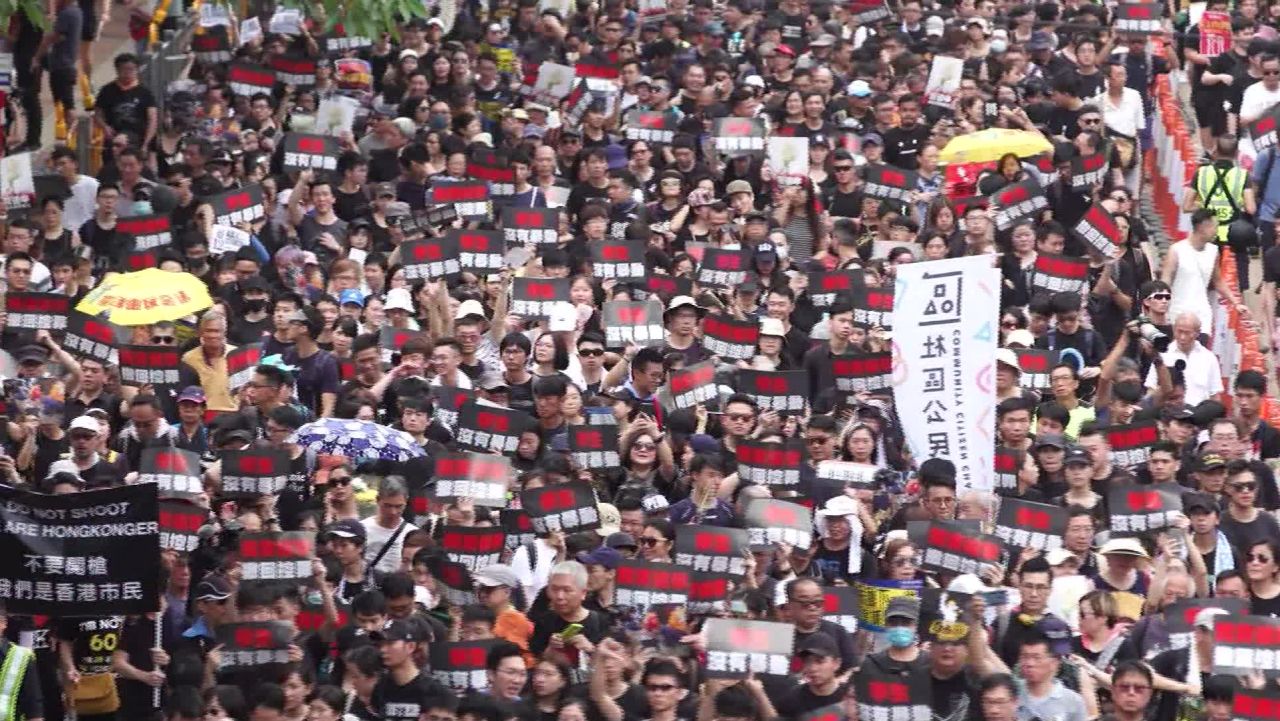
76, 268, 213, 326
939, 128, 1055, 165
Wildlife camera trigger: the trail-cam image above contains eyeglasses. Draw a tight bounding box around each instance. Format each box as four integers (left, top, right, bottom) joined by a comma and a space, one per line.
151, 335, 176, 344
806, 435, 832, 445
329, 476, 353, 486
660, 178, 682, 186
632, 442, 657, 451
640, 537, 666, 546
1249, 553, 1273, 563
579, 348, 604, 357
792, 597, 825, 608
1148, 293, 1171, 301
1114, 683, 1151, 694
1232, 482, 1259, 492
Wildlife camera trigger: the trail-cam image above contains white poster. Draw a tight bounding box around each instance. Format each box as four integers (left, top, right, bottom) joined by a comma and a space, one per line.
534, 62, 576, 100
239, 17, 262, 46
925, 56, 964, 109
209, 224, 251, 255
314, 95, 359, 135
891, 255, 999, 493
199, 3, 232, 27
0, 152, 34, 209
268, 8, 303, 35
767, 137, 808, 185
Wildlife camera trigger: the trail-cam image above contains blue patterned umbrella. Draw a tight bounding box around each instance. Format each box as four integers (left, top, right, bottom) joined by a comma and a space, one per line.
288, 418, 426, 462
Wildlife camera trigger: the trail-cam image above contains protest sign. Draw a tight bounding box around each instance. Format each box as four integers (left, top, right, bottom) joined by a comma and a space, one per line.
431, 641, 501, 693
688, 572, 734, 615
314, 95, 359, 135
1166, 597, 1248, 649
440, 526, 506, 573
861, 164, 918, 204
1015, 348, 1054, 389
744, 498, 813, 550
657, 361, 718, 410
501, 509, 536, 550
737, 370, 808, 413
270, 55, 317, 86
853, 579, 924, 631
1250, 108, 1280, 155
268, 7, 303, 34
926, 55, 964, 109
430, 181, 491, 220
591, 241, 647, 281
994, 447, 1022, 493
430, 452, 511, 507
1214, 615, 1280, 675
0, 483, 159, 615
768, 137, 809, 184
703, 619, 795, 678
703, 314, 759, 360
193, 26, 232, 63
1030, 253, 1090, 295
434, 560, 478, 607
989, 179, 1049, 230
855, 665, 932, 721
209, 224, 250, 256
993, 498, 1067, 551
822, 586, 860, 633
228, 63, 276, 97
5, 292, 69, 331
207, 184, 266, 226
712, 117, 767, 157
849, 0, 891, 23
226, 344, 262, 394
624, 111, 677, 144
697, 247, 749, 288
816, 461, 879, 491
239, 17, 262, 45
602, 301, 665, 348
468, 150, 515, 196
239, 532, 315, 585
1107, 421, 1161, 469
401, 237, 461, 281
568, 426, 621, 470
449, 230, 505, 275
118, 345, 181, 386
908, 521, 1004, 576
216, 621, 293, 672
529, 62, 576, 104
1108, 482, 1184, 536
158, 500, 205, 553
1230, 688, 1280, 720
500, 207, 558, 245
1114, 2, 1162, 33
851, 286, 894, 329
674, 526, 750, 577
199, 2, 231, 25
455, 402, 534, 456
519, 481, 601, 535
1201, 11, 1231, 56
808, 270, 863, 308
220, 449, 291, 497
833, 352, 893, 395
138, 448, 203, 499
635, 274, 693, 303
281, 134, 340, 173
62, 310, 119, 366
116, 213, 173, 251
510, 277, 570, 319
736, 439, 806, 487
0, 152, 33, 209
1071, 152, 1109, 191
379, 327, 423, 366
614, 560, 692, 608
1074, 203, 1124, 258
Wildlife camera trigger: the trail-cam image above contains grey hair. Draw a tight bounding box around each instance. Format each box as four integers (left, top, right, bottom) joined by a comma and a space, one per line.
379, 476, 409, 499
549, 561, 588, 590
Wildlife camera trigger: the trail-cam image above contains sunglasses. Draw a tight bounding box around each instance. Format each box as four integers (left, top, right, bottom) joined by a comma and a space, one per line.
639, 537, 666, 547
1250, 553, 1273, 563
329, 476, 353, 486
1233, 482, 1259, 492
834, 165, 855, 172
579, 348, 604, 357
1148, 293, 1171, 301
152, 335, 176, 344
1266, 70, 1280, 76
632, 442, 657, 451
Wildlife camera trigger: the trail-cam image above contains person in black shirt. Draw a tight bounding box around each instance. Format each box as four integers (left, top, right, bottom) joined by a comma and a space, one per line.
775, 633, 849, 719
369, 619, 449, 721
1046, 72, 1086, 139
882, 95, 932, 170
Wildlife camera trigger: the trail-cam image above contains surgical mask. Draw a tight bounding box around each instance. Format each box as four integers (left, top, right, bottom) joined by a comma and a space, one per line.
886, 626, 916, 648
990, 38, 1008, 53
244, 299, 268, 313
429, 115, 449, 131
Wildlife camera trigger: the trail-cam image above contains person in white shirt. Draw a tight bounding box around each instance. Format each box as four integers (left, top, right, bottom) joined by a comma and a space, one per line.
361, 477, 418, 574
1240, 55, 1280, 160
1095, 62, 1145, 192
51, 147, 98, 232
1145, 312, 1223, 406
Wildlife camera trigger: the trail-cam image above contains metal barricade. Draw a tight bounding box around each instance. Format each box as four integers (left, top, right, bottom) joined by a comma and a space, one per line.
140, 16, 197, 118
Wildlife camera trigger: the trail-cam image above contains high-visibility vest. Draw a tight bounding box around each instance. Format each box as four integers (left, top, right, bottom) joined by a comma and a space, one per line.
1195, 164, 1248, 243
0, 642, 34, 721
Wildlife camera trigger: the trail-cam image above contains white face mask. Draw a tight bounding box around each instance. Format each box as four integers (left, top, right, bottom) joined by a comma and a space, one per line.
990, 38, 1008, 53
775, 244, 790, 261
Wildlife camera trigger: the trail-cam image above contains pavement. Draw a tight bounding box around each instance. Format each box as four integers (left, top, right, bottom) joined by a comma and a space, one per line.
38, 8, 137, 149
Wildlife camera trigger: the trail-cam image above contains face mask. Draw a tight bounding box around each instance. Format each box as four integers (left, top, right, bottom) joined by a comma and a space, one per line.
990, 38, 1007, 53
244, 299, 267, 313
776, 244, 789, 261
886, 626, 916, 648
429, 115, 449, 131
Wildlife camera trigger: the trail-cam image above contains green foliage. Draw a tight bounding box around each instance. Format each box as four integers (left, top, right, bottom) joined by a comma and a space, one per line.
0, 0, 51, 30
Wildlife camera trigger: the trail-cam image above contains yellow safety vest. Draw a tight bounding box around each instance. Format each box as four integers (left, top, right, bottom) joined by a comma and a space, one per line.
1195, 164, 1248, 243
0, 642, 34, 721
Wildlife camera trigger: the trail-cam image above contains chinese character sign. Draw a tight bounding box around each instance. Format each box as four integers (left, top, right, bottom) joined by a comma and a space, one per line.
892, 256, 999, 492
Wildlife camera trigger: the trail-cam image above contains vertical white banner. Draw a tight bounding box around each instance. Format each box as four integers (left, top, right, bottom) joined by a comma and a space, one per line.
892, 255, 999, 492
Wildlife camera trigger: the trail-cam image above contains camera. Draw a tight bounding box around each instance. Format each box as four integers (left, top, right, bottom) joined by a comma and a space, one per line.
1133, 316, 1171, 352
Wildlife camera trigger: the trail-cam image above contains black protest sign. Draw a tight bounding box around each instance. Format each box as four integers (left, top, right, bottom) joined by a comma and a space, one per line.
614, 559, 692, 607
440, 526, 507, 573
510, 277, 570, 320
401, 237, 461, 281
713, 117, 767, 157
1251, 108, 1280, 155
1166, 597, 1249, 636
1074, 203, 1124, 258
239, 532, 315, 585
430, 181, 491, 221
994, 446, 1021, 493
0, 483, 159, 615
737, 439, 806, 487
226, 344, 263, 394
856, 664, 933, 721
625, 110, 677, 144
816, 460, 879, 490
738, 370, 808, 413
1106, 421, 1160, 469
270, 55, 317, 86
861, 164, 918, 205
207, 184, 266, 226
228, 62, 276, 97
989, 179, 1049, 231
1015, 348, 1053, 390
116, 213, 173, 251
431, 640, 502, 693
688, 572, 734, 614
468, 150, 515, 196
703, 314, 759, 361
379, 327, 424, 365
822, 586, 860, 633
744, 498, 813, 550
849, 0, 892, 24
192, 25, 232, 63
434, 559, 478, 606
281, 133, 340, 173
636, 274, 693, 303
158, 500, 205, 553
1113, 2, 1162, 34
832, 352, 893, 395
419, 204, 460, 230
5, 292, 69, 331
808, 270, 863, 308
1030, 253, 1090, 295
449, 230, 505, 275
563, 80, 595, 128
591, 241, 647, 281
675, 525, 750, 577
602, 301, 665, 348
519, 481, 600, 536
993, 498, 1067, 551
1108, 482, 1184, 536
501, 207, 558, 245
500, 508, 536, 550
568, 426, 621, 470
216, 621, 293, 672
657, 360, 718, 411
138, 447, 203, 498
118, 344, 180, 386
703, 618, 795, 678
220, 448, 291, 497
908, 520, 1004, 576
455, 402, 533, 456
428, 386, 474, 434
1071, 152, 1109, 191
430, 452, 511, 507
851, 286, 894, 329
63, 310, 118, 366
1213, 615, 1280, 676
697, 247, 748, 289
1231, 687, 1280, 721
325, 32, 373, 53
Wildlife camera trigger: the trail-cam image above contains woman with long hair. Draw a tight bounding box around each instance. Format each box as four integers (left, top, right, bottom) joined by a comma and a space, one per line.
839, 423, 882, 466
773, 179, 822, 263
529, 658, 574, 721
923, 197, 963, 249
878, 537, 922, 582
422, 130, 448, 175
639, 519, 676, 563
1247, 539, 1280, 616
530, 331, 571, 381
626, 139, 657, 196
617, 419, 678, 498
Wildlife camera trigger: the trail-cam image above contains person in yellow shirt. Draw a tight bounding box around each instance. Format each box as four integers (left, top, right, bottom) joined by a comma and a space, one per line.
178, 310, 238, 412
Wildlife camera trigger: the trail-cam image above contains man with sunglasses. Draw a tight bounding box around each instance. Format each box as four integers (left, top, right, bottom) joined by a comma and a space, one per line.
1220, 461, 1280, 551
